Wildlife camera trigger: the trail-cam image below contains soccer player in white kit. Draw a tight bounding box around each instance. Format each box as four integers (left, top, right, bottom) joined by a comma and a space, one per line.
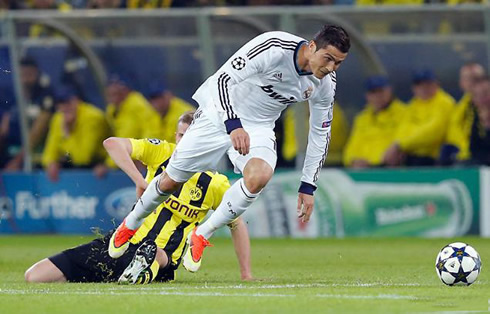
109, 24, 350, 272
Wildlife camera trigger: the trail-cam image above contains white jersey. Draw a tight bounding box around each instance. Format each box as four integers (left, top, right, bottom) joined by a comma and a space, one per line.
193, 31, 336, 192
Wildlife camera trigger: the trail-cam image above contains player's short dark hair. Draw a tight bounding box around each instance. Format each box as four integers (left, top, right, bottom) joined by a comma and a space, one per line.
178, 111, 195, 125
313, 24, 350, 53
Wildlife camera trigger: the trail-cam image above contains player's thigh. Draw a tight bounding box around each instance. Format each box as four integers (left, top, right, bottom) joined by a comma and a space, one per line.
25, 258, 66, 282
227, 128, 277, 176
166, 112, 231, 182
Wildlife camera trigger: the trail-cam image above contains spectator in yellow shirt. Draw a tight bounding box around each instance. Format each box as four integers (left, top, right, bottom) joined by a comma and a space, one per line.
343, 75, 406, 168
384, 69, 456, 166
105, 74, 158, 168
442, 62, 486, 164
146, 82, 195, 143
42, 87, 110, 182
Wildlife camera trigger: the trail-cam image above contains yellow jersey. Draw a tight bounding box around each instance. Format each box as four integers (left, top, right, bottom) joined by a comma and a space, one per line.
128, 138, 230, 267
446, 93, 474, 160
395, 88, 456, 159
42, 102, 110, 167
145, 97, 195, 143
106, 91, 158, 167
343, 99, 406, 166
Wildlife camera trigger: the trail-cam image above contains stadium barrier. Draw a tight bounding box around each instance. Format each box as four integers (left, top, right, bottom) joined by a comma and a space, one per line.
1, 167, 487, 237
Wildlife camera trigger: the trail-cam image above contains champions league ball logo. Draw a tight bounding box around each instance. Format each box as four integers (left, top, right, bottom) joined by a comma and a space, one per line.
231, 57, 246, 70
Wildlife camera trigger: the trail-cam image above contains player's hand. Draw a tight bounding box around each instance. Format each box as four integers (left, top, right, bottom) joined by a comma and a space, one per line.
47, 162, 60, 182
230, 128, 250, 156
297, 193, 315, 223
136, 180, 148, 198
93, 164, 108, 179
383, 143, 403, 167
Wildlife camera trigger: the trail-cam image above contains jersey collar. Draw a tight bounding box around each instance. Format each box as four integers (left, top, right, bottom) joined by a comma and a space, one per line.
294, 41, 313, 76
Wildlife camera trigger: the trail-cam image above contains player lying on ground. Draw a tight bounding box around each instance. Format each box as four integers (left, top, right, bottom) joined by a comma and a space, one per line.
108, 25, 350, 273
24, 111, 252, 283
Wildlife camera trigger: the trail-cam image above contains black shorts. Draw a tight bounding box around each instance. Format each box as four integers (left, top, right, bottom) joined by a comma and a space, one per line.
48, 232, 176, 283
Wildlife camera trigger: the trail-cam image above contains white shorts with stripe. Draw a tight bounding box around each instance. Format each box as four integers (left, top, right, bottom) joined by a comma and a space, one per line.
165, 110, 277, 183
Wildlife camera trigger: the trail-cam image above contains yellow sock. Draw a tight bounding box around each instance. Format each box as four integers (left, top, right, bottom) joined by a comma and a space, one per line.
149, 260, 160, 281
135, 260, 160, 284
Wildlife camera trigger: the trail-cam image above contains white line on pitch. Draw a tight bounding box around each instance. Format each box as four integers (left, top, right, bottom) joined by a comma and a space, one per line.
0, 289, 419, 300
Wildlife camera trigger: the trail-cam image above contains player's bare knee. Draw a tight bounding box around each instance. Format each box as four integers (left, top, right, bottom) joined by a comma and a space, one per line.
243, 170, 272, 193
24, 266, 38, 283
243, 159, 273, 193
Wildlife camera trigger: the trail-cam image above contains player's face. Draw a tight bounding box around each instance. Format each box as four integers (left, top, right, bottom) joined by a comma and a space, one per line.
412, 81, 438, 100
307, 43, 347, 79
175, 122, 189, 144
106, 83, 127, 105
58, 98, 78, 124
20, 65, 38, 88
459, 64, 485, 94
473, 81, 490, 109
366, 87, 392, 111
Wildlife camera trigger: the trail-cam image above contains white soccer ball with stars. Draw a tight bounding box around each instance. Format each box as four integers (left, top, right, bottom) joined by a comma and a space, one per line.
435, 242, 482, 286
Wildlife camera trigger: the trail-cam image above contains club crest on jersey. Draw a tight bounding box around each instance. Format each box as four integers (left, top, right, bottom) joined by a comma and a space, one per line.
147, 138, 161, 145
322, 121, 331, 128
189, 187, 203, 201
231, 57, 246, 70
302, 87, 313, 99
272, 72, 283, 82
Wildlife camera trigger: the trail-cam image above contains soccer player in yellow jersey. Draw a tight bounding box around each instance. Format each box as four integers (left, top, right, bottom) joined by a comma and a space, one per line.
24, 111, 252, 284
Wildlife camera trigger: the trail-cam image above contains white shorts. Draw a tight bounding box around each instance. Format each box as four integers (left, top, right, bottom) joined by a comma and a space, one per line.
166, 110, 277, 183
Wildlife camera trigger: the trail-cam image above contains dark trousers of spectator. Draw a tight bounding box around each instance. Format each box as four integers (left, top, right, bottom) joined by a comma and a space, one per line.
404, 155, 436, 167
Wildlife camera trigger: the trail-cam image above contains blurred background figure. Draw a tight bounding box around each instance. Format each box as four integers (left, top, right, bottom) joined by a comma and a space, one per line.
104, 73, 156, 166
3, 56, 55, 171
42, 86, 110, 182
383, 69, 455, 167
464, 77, 490, 165
146, 81, 195, 144
26, 0, 71, 37
343, 75, 406, 168
87, 0, 122, 8
442, 62, 486, 165
274, 103, 348, 168
0, 0, 24, 10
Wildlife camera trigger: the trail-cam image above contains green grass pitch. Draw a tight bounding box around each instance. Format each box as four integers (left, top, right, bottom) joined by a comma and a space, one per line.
0, 236, 489, 313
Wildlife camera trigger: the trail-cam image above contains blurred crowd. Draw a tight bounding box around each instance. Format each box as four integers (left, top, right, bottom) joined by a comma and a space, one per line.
0, 0, 487, 10
0, 57, 194, 180
1, 53, 489, 179
343, 64, 490, 169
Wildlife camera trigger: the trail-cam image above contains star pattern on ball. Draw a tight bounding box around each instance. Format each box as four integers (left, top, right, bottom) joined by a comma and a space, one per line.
231, 57, 246, 70
452, 267, 472, 285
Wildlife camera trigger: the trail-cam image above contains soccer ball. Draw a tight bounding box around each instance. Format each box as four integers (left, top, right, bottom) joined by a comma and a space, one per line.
435, 242, 482, 286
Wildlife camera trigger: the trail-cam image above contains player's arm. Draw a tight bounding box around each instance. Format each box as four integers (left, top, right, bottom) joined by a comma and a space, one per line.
103, 137, 148, 194
228, 217, 252, 281
298, 90, 335, 223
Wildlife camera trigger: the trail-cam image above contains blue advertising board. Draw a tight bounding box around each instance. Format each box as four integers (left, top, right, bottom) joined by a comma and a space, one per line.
1, 171, 135, 234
